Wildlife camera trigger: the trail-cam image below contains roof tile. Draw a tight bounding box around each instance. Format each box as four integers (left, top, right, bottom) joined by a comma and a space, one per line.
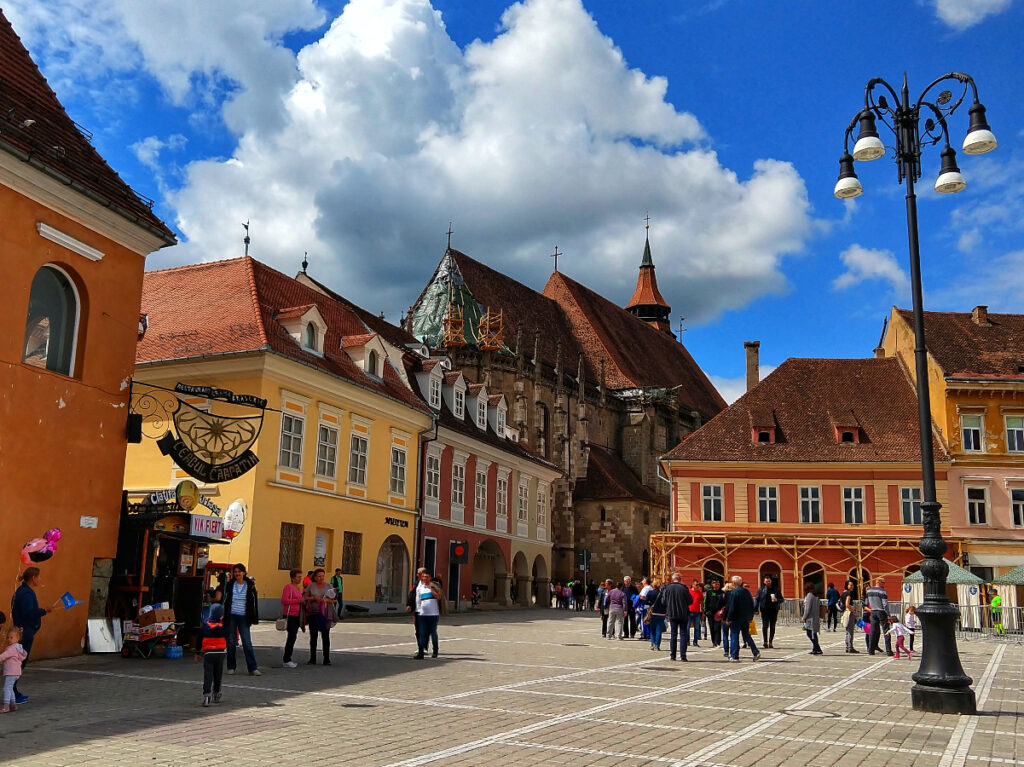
897, 308, 1024, 380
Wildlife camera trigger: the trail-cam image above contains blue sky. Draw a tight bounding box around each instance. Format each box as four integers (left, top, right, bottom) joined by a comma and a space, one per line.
8, 0, 1023, 402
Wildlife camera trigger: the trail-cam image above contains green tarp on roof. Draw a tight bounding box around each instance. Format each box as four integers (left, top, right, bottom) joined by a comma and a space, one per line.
903, 558, 983, 585
993, 564, 1024, 585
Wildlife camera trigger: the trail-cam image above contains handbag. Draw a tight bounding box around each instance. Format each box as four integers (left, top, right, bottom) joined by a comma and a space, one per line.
714, 606, 726, 621
643, 608, 653, 626
841, 609, 851, 628
275, 617, 287, 631
748, 619, 757, 635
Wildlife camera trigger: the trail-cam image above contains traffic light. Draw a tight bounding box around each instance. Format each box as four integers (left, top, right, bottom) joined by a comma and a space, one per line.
450, 540, 469, 564
577, 549, 591, 570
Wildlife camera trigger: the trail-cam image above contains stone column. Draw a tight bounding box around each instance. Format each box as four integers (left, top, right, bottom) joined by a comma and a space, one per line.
534, 577, 551, 609
517, 574, 532, 607
495, 572, 512, 606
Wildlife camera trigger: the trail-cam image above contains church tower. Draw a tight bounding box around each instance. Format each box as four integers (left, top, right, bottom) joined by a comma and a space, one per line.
624, 229, 672, 334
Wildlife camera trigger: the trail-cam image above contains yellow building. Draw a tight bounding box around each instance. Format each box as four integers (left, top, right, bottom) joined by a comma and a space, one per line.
123, 257, 433, 614
883, 305, 1024, 579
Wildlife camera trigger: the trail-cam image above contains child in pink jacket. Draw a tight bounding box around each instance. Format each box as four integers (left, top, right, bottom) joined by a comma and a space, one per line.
1, 625, 28, 712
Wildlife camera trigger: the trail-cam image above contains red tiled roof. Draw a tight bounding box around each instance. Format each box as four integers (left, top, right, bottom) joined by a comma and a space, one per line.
276, 304, 316, 320
897, 308, 1024, 380
467, 383, 485, 395
624, 266, 670, 311
340, 332, 377, 348
444, 371, 463, 385
574, 444, 666, 506
137, 257, 429, 415
544, 272, 726, 420
421, 359, 440, 372
663, 357, 948, 463
488, 394, 505, 406
0, 11, 175, 244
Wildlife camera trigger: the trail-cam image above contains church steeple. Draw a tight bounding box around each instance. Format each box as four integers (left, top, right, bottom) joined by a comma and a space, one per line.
625, 226, 672, 334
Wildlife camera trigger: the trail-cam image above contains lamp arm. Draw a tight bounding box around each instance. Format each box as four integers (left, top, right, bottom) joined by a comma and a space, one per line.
865, 78, 901, 115
917, 72, 978, 110
918, 100, 953, 149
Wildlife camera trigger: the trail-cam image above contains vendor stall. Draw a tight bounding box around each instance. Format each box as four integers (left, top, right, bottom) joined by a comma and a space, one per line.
903, 558, 985, 629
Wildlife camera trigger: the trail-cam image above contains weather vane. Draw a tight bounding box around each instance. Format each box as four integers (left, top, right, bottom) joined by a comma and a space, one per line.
242, 220, 250, 257
301, 251, 309, 274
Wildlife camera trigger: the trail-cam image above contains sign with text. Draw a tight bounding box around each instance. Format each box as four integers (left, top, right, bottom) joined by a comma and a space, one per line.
190, 514, 225, 540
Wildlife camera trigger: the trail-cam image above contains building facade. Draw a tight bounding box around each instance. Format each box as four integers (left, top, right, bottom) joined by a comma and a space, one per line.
405, 239, 724, 582
0, 11, 176, 658
658, 357, 956, 598
123, 257, 433, 614
883, 305, 1024, 579
411, 361, 561, 607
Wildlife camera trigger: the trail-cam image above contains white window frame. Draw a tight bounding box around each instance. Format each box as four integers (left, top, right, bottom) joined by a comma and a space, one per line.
517, 477, 530, 537
536, 482, 547, 539
757, 486, 778, 523
496, 471, 509, 523
966, 485, 988, 525
961, 414, 984, 453
452, 460, 466, 508
348, 433, 368, 486
315, 423, 338, 478
843, 486, 865, 525
279, 412, 304, 470
22, 263, 82, 377
429, 377, 441, 409
477, 399, 487, 429
701, 484, 723, 522
424, 450, 441, 519
454, 388, 465, 419
1006, 416, 1024, 453
800, 486, 821, 524
901, 487, 922, 525
389, 447, 407, 496
1012, 488, 1024, 527
497, 409, 506, 436
475, 467, 488, 528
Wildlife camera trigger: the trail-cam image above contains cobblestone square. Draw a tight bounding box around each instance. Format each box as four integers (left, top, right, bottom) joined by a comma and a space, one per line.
2, 612, 1021, 767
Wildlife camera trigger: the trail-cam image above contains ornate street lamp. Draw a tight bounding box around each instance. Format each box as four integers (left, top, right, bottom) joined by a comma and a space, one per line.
834, 73, 997, 715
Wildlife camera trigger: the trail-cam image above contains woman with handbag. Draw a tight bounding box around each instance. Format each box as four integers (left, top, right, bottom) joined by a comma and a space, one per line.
280, 569, 304, 668
840, 579, 859, 653
412, 568, 444, 659
304, 569, 337, 666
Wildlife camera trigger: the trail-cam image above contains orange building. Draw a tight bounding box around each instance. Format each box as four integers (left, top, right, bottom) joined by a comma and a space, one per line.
0, 12, 175, 657
883, 306, 1024, 579
656, 356, 959, 599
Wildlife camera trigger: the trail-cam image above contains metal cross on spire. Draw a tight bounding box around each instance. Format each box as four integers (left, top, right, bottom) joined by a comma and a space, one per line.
446, 221, 454, 250
242, 220, 250, 257
644, 212, 651, 230
550, 245, 563, 273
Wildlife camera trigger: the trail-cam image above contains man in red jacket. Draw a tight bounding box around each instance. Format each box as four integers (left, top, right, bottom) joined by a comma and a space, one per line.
688, 579, 704, 647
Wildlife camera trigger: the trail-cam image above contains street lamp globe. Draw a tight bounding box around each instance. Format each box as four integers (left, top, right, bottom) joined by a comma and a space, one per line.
852, 111, 886, 161
962, 103, 997, 155
934, 146, 967, 194
833, 153, 864, 199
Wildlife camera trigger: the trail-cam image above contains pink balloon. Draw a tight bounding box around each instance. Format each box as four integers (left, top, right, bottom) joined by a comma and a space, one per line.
20, 528, 61, 565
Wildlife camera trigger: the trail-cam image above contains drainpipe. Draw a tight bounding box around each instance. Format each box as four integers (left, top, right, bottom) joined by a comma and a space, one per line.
414, 416, 440, 576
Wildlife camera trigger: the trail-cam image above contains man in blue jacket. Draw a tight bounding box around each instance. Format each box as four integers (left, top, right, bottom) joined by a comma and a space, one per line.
724, 575, 761, 662
661, 573, 693, 661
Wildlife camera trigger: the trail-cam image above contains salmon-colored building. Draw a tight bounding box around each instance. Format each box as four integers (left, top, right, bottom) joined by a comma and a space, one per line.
657, 356, 959, 599
0, 12, 175, 657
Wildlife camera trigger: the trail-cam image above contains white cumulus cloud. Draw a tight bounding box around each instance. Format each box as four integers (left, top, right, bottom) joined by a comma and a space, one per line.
931, 0, 1014, 29
834, 244, 909, 295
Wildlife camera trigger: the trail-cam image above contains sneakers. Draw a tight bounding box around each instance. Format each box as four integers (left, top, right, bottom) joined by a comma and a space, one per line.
226, 668, 236, 675
413, 652, 424, 659
431, 650, 438, 658
283, 661, 298, 668
14, 693, 27, 705
752, 654, 762, 662
202, 695, 211, 707
249, 669, 262, 676
213, 692, 222, 704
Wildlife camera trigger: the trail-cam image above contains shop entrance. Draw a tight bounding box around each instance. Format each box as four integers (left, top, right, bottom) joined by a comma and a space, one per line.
375, 535, 409, 604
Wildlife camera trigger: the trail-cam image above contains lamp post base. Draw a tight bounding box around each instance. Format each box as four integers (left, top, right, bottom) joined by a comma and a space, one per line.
911, 684, 977, 715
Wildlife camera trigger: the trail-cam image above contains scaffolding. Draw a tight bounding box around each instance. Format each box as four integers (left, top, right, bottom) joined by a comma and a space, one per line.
441, 302, 467, 348
477, 308, 504, 351
649, 531, 965, 588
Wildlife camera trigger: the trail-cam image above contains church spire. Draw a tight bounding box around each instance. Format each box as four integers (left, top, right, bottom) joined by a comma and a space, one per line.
625, 220, 672, 334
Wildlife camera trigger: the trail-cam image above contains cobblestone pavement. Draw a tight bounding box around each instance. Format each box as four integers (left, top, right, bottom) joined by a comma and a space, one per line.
1, 611, 1021, 766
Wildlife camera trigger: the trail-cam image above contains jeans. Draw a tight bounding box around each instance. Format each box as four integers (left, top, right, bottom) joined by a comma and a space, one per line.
3, 674, 17, 705
202, 653, 224, 695
309, 612, 331, 661
416, 614, 439, 654
908, 630, 916, 652
688, 613, 702, 644
721, 622, 731, 655
869, 611, 892, 654
226, 614, 258, 672
895, 635, 911, 658
729, 622, 760, 659
601, 611, 609, 636
649, 615, 665, 648
12, 630, 34, 698
806, 629, 822, 653
283, 615, 300, 663
638, 606, 649, 639
668, 617, 687, 659
607, 608, 624, 639
845, 617, 857, 651
626, 608, 637, 638
709, 616, 722, 646
826, 604, 839, 631
760, 610, 778, 646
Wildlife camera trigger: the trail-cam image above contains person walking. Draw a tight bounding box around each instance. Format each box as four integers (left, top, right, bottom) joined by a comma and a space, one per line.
607, 581, 628, 640
687, 580, 703, 647
754, 576, 783, 649
647, 579, 666, 651
840, 579, 860, 653
638, 578, 654, 641
885, 614, 914, 659
586, 580, 598, 611
598, 579, 612, 637
195, 604, 227, 707
623, 577, 639, 639
905, 605, 918, 652
990, 589, 1004, 635
304, 568, 337, 665
10, 567, 60, 704
723, 576, 760, 662
330, 568, 345, 619
825, 582, 841, 632
864, 578, 893, 656
223, 563, 260, 676
412, 568, 444, 658
280, 569, 304, 668
802, 582, 823, 655
662, 573, 692, 661
704, 579, 725, 648
720, 582, 735, 658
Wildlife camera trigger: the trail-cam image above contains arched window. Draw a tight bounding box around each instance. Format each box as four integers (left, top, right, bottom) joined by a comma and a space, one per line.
367, 350, 378, 376
600, 507, 606, 522
22, 265, 79, 376
304, 323, 318, 350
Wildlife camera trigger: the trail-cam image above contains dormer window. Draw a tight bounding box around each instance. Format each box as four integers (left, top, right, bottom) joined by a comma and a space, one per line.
497, 410, 506, 436
840, 430, 855, 443
454, 388, 465, 418
751, 427, 775, 444
304, 324, 318, 350
477, 399, 487, 429
367, 349, 379, 377
429, 377, 441, 409
835, 426, 859, 444
278, 304, 326, 357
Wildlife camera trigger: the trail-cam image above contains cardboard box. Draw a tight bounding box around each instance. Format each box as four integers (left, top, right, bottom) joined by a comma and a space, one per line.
138, 608, 175, 626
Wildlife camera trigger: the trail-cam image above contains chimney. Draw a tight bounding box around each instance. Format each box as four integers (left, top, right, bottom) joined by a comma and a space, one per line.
744, 341, 760, 393
972, 305, 990, 326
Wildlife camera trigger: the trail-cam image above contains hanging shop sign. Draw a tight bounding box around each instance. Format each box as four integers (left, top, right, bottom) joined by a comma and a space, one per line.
147, 484, 222, 516
131, 380, 267, 484
190, 514, 225, 540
